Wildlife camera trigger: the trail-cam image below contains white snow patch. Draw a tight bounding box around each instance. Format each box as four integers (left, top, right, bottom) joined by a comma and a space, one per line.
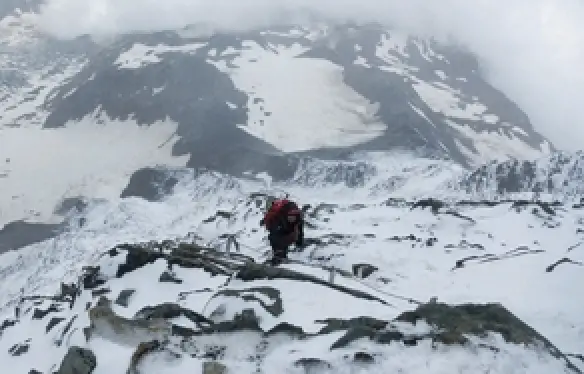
114, 42, 207, 69
214, 41, 386, 152
513, 126, 529, 136
449, 121, 545, 165
435, 70, 447, 80
152, 85, 165, 95
483, 114, 500, 124
221, 46, 239, 56
413, 80, 504, 126
379, 32, 409, 57
376, 34, 418, 76
353, 55, 371, 68
0, 117, 187, 227
540, 140, 553, 154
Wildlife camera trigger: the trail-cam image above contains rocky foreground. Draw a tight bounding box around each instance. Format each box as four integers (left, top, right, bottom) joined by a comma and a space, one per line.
0, 194, 583, 373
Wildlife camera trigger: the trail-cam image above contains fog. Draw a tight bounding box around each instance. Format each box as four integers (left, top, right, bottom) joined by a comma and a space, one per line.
32, 0, 584, 151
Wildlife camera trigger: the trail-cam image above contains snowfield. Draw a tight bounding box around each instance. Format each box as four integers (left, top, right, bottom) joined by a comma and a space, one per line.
0, 168, 582, 373
209, 41, 388, 152
0, 117, 187, 227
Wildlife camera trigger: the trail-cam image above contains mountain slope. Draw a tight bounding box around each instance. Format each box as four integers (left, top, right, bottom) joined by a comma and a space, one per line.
1, 11, 559, 231
4, 21, 552, 176
0, 171, 582, 373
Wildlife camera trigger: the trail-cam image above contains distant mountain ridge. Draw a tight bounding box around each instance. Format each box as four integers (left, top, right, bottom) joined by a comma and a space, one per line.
2, 15, 553, 179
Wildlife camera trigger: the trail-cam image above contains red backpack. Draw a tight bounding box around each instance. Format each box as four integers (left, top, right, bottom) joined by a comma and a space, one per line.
263, 199, 300, 229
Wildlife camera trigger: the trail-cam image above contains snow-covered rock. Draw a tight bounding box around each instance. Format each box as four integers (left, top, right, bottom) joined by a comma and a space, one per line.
0, 178, 583, 373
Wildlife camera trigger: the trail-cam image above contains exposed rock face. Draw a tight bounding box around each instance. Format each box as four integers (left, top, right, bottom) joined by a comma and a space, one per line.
55, 346, 97, 374
88, 296, 172, 346
0, 220, 63, 254
120, 167, 179, 201
455, 151, 584, 198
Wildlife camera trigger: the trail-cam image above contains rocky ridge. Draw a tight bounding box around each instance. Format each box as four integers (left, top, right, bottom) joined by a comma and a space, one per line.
0, 192, 583, 373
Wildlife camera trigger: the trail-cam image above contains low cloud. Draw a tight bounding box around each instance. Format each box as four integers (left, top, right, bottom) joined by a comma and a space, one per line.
32, 0, 584, 151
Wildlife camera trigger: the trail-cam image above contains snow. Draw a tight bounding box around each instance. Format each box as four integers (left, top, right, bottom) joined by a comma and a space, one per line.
0, 164, 582, 372
513, 126, 529, 136
353, 55, 371, 68
450, 121, 547, 165
379, 32, 410, 58
412, 79, 492, 121
208, 41, 387, 152
0, 61, 85, 128
435, 70, 447, 80
114, 42, 207, 69
0, 116, 188, 227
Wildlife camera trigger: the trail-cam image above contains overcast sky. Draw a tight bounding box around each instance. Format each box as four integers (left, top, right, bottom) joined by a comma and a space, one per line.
32, 0, 584, 151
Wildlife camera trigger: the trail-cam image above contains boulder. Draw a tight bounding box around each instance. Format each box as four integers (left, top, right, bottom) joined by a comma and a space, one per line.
55, 346, 97, 374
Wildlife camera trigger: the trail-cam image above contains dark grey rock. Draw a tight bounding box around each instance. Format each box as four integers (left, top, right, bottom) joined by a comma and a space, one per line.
9, 342, 29, 356
0, 220, 63, 254
120, 167, 179, 201
159, 270, 183, 284
128, 340, 161, 373
134, 302, 213, 329
293, 358, 332, 372
546, 258, 583, 273
202, 361, 227, 374
32, 304, 61, 320
114, 244, 167, 277
46, 317, 66, 333
352, 263, 378, 279
236, 263, 389, 306
0, 319, 17, 334
56, 346, 97, 374
457, 152, 584, 198
210, 309, 262, 334
353, 351, 375, 363
395, 302, 582, 373
81, 266, 106, 289
91, 288, 111, 297
215, 287, 283, 317
53, 197, 88, 216
115, 289, 136, 307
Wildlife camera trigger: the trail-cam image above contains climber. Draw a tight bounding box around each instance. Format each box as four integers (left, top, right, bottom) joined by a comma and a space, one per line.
260, 198, 304, 264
